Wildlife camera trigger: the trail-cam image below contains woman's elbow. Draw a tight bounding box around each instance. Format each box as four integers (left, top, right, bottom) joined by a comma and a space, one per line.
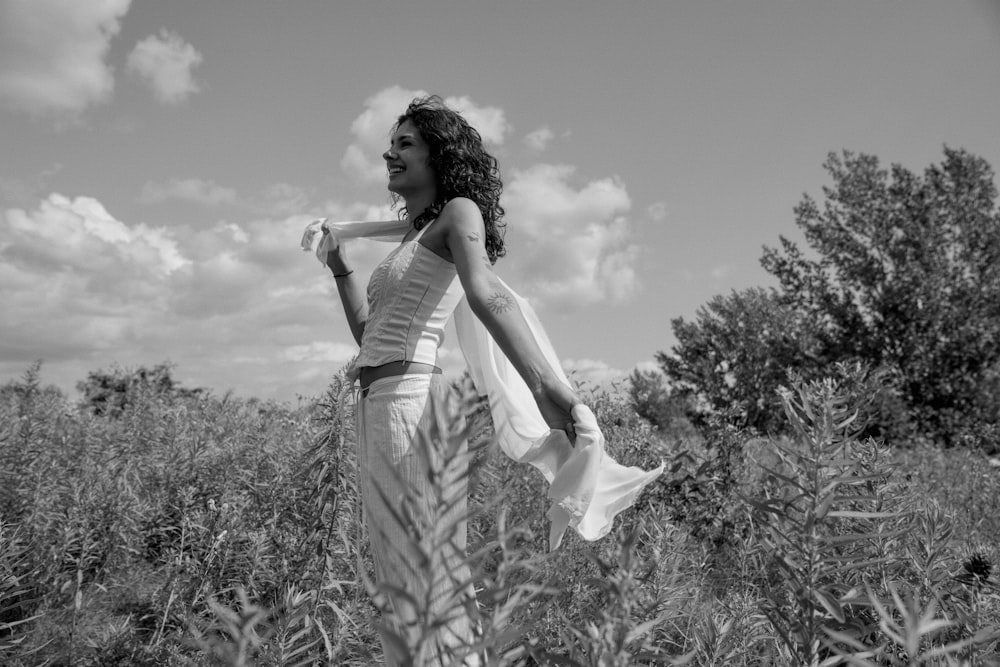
351, 322, 366, 347
465, 290, 494, 320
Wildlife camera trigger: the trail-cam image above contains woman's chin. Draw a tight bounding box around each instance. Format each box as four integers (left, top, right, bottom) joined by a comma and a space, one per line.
387, 182, 434, 199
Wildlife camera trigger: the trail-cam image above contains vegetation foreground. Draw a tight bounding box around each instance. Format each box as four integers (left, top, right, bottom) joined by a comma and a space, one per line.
1, 361, 998, 666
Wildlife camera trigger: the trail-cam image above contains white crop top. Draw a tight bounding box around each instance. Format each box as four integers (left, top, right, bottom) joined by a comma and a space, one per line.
353, 231, 462, 374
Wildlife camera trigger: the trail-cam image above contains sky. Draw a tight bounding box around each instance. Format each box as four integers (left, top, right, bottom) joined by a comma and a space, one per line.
2, 0, 999, 403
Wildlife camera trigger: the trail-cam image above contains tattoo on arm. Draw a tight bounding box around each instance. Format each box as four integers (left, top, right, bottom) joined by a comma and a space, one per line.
466, 233, 481, 243
481, 255, 493, 271
487, 291, 515, 315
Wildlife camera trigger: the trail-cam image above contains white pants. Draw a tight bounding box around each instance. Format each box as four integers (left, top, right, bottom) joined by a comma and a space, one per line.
356, 373, 480, 666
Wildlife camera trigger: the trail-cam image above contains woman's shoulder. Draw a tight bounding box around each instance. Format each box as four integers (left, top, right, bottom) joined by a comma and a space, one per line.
442, 197, 481, 217
439, 197, 484, 231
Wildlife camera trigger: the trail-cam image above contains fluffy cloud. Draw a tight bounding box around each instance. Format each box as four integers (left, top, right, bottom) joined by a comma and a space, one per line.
341, 85, 511, 185
523, 126, 555, 152
0, 192, 384, 401
0, 0, 131, 115
126, 29, 203, 104
0, 194, 186, 365
139, 178, 237, 206
442, 94, 510, 145
4, 193, 187, 276
502, 164, 639, 308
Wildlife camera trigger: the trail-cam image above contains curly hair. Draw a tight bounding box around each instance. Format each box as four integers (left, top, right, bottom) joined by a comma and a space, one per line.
394, 95, 507, 262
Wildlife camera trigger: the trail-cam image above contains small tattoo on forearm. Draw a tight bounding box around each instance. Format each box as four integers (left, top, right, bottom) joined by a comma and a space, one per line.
487, 292, 514, 315
466, 233, 481, 242
481, 255, 493, 271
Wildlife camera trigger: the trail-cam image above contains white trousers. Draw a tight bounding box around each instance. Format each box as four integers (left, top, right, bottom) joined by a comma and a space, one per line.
356, 373, 480, 666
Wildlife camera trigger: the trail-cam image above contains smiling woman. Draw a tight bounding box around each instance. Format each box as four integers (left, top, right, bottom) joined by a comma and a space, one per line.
304, 96, 662, 666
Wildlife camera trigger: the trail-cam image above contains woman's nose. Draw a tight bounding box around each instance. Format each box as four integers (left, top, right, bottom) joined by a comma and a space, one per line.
383, 148, 397, 161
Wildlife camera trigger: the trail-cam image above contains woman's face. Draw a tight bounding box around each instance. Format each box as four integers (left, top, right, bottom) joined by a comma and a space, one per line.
383, 120, 435, 198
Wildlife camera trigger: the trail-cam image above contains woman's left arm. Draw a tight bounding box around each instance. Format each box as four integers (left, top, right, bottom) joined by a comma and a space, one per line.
442, 199, 580, 439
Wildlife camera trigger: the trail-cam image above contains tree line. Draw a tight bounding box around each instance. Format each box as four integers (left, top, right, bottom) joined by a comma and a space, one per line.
635, 147, 1000, 449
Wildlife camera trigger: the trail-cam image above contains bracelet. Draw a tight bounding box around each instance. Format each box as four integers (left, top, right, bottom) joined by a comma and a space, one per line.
332, 270, 353, 279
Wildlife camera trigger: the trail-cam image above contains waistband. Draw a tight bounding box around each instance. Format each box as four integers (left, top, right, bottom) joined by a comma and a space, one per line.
358, 360, 441, 392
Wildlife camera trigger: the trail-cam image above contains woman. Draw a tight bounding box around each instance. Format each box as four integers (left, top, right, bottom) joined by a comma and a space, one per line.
325, 96, 579, 666
308, 96, 664, 665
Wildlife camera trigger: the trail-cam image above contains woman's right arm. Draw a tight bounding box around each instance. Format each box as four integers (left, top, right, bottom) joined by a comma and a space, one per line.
325, 243, 367, 346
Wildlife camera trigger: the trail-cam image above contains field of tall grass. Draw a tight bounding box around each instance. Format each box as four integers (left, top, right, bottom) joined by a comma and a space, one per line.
1, 362, 998, 666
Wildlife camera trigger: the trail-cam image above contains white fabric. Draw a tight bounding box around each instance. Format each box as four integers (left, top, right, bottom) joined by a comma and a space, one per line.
301, 217, 412, 259
356, 374, 479, 666
303, 218, 665, 549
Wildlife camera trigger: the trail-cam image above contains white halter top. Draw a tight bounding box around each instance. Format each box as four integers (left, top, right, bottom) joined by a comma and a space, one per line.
353, 225, 462, 373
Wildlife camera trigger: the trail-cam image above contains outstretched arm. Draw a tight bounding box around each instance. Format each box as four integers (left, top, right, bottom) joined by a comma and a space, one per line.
442, 198, 580, 439
323, 232, 368, 346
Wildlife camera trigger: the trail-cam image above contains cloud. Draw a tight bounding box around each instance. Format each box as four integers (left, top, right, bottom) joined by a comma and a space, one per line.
442, 94, 510, 145
646, 201, 668, 221
523, 126, 555, 152
0, 193, 187, 363
561, 358, 627, 389
126, 29, 203, 104
341, 85, 511, 184
257, 182, 311, 216
0, 192, 406, 401
0, 0, 131, 115
138, 178, 320, 217
4, 193, 187, 275
282, 341, 357, 364
502, 164, 639, 308
139, 178, 237, 206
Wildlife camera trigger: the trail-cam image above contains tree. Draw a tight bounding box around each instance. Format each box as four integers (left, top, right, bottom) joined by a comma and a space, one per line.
659, 287, 822, 435
627, 368, 698, 439
761, 147, 1000, 443
655, 148, 1000, 445
76, 362, 203, 416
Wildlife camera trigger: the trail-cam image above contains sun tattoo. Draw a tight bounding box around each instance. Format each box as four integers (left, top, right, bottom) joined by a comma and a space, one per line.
487, 292, 514, 315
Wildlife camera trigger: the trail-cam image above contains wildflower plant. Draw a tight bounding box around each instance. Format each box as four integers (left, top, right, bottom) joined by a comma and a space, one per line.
744, 366, 911, 665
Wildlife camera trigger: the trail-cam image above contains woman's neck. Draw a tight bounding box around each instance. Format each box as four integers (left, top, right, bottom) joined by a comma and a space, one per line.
403, 191, 437, 225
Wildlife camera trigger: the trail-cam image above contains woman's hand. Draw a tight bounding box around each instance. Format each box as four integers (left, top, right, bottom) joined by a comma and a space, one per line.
534, 379, 581, 444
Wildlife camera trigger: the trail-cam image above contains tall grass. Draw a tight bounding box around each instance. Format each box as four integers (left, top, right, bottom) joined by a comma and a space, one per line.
1, 362, 998, 665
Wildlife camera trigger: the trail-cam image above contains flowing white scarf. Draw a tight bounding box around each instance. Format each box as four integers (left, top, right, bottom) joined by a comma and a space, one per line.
302, 218, 664, 549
